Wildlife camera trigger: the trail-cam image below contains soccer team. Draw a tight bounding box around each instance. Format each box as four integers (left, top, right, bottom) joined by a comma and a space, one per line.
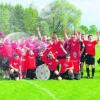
0, 29, 99, 80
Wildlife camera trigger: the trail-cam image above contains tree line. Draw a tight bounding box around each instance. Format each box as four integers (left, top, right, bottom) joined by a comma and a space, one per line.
0, 0, 98, 37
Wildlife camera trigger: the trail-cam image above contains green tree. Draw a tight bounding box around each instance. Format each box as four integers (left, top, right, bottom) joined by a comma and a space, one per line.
0, 4, 11, 34
9, 4, 25, 32
78, 25, 88, 34
41, 0, 81, 37
23, 7, 39, 34
88, 25, 97, 34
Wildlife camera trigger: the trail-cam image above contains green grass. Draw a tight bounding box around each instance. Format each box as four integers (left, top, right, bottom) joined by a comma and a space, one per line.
0, 45, 100, 100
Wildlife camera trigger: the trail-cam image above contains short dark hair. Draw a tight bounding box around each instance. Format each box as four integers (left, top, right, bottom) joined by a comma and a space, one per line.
88, 35, 92, 38
53, 31, 57, 34
65, 53, 70, 58
14, 54, 19, 57
81, 34, 85, 35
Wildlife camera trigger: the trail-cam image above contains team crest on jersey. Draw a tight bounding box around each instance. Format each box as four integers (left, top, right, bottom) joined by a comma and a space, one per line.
87, 44, 92, 46
72, 43, 75, 46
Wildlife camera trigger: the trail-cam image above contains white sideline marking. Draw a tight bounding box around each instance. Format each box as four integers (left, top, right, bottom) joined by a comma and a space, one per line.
23, 80, 57, 100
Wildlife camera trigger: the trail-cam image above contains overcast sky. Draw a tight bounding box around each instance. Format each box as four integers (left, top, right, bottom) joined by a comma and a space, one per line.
0, 0, 100, 29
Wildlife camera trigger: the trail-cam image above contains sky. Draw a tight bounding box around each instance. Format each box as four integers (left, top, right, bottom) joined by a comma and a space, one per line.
0, 0, 100, 29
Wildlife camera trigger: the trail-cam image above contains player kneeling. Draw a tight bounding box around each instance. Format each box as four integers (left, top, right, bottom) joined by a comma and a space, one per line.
43, 52, 61, 80
9, 55, 20, 80
9, 69, 19, 80
59, 54, 74, 80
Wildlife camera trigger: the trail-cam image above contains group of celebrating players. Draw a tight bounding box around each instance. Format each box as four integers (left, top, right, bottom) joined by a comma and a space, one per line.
0, 28, 99, 80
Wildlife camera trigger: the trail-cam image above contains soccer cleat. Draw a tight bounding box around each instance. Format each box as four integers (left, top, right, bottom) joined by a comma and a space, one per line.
58, 76, 62, 80
81, 72, 83, 78
86, 76, 90, 79
91, 76, 94, 79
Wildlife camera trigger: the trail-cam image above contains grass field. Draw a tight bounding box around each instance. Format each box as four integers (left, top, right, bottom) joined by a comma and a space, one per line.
0, 45, 100, 100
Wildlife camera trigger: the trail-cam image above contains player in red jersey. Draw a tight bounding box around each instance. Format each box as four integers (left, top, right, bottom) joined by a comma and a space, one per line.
2, 40, 13, 79
70, 34, 81, 61
26, 50, 36, 79
59, 54, 74, 80
84, 32, 99, 78
51, 34, 67, 60
69, 33, 81, 79
9, 54, 20, 80
63, 28, 71, 54
42, 51, 60, 79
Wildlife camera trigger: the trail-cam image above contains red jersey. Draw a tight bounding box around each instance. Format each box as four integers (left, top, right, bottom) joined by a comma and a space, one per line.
20, 55, 27, 73
59, 59, 73, 74
9, 58, 20, 70
64, 39, 71, 53
46, 43, 58, 58
42, 43, 57, 61
72, 60, 80, 73
3, 43, 13, 57
26, 54, 36, 70
11, 42, 17, 50
42, 50, 49, 62
53, 41, 66, 57
84, 40, 97, 56
44, 58, 59, 71
70, 39, 80, 60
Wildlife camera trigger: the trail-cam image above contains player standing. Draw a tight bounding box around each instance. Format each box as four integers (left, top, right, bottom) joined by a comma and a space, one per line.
84, 32, 99, 78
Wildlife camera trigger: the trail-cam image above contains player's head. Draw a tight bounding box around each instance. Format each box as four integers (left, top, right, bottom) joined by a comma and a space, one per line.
42, 35, 47, 42
65, 54, 70, 61
47, 52, 53, 59
46, 38, 51, 44
71, 34, 77, 41
81, 34, 85, 40
28, 50, 34, 55
38, 51, 43, 56
52, 33, 58, 42
21, 48, 26, 56
5, 39, 11, 44
88, 35, 93, 41
14, 54, 19, 59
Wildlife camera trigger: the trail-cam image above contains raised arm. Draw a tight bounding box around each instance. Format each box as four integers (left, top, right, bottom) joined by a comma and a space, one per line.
64, 27, 68, 40
60, 44, 67, 54
37, 27, 42, 40
96, 31, 99, 43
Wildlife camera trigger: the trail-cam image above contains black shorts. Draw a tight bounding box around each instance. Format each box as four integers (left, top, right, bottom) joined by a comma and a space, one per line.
57, 55, 66, 60
80, 54, 86, 63
10, 71, 19, 80
74, 72, 81, 80
97, 58, 100, 65
50, 71, 59, 79
60, 70, 74, 80
60, 71, 68, 79
26, 69, 36, 79
85, 54, 95, 65
36, 56, 44, 66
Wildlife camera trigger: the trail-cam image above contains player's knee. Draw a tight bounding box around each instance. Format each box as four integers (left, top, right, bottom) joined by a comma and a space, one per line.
54, 70, 59, 75
68, 69, 73, 75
